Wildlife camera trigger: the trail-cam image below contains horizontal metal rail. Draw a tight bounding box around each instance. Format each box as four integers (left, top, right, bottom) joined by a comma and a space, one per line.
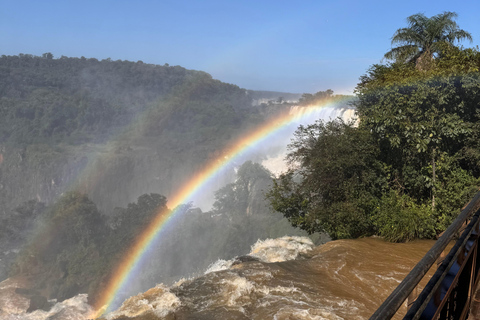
405, 208, 480, 319
370, 191, 480, 320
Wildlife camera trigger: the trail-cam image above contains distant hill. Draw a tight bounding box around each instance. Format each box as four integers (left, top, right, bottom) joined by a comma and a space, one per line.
0, 54, 256, 145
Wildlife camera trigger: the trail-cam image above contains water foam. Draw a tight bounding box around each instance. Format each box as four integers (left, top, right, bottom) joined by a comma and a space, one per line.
201, 236, 315, 278
0, 279, 30, 315
1, 294, 92, 320
104, 284, 180, 319
204, 259, 235, 274
96, 237, 435, 319
220, 276, 255, 307
249, 236, 314, 262
274, 307, 344, 320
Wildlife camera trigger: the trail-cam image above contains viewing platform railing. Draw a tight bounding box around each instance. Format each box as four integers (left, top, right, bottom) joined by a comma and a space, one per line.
370, 191, 480, 320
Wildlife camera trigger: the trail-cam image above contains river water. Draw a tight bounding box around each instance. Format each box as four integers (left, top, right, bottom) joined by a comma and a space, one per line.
102, 236, 436, 320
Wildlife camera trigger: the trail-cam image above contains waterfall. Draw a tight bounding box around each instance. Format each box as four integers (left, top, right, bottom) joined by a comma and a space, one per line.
261, 105, 356, 176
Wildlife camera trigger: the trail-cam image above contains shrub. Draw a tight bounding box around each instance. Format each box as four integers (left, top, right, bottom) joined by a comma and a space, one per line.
373, 191, 435, 242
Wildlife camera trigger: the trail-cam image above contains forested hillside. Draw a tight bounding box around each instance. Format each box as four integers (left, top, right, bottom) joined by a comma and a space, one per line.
0, 54, 273, 214
0, 53, 252, 144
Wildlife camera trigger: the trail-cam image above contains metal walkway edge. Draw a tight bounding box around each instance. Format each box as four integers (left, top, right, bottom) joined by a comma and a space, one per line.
370, 191, 480, 320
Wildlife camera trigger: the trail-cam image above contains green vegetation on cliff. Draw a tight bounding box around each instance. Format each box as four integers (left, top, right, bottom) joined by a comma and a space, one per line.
267, 12, 480, 242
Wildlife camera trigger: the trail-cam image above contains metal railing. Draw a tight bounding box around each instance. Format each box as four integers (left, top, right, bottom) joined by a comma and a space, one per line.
370, 191, 480, 320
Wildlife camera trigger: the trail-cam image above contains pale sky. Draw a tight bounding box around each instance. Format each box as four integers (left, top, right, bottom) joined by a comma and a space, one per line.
1, 0, 479, 95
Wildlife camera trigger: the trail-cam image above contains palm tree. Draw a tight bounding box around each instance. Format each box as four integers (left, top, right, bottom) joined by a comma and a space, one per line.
384, 12, 472, 70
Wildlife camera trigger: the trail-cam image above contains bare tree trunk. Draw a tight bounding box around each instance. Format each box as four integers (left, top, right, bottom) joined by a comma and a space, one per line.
416, 50, 435, 71
432, 148, 436, 211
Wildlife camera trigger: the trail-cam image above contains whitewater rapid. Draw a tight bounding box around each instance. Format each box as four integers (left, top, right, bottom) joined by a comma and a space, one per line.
0, 278, 93, 320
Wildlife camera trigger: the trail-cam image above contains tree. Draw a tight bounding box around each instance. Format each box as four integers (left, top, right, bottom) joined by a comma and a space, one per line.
357, 44, 480, 208
42, 52, 54, 60
11, 192, 109, 302
266, 119, 386, 239
0, 199, 45, 245
298, 90, 334, 105
108, 193, 168, 250
357, 76, 472, 209
212, 161, 272, 217
357, 44, 480, 226
384, 12, 472, 70
268, 14, 479, 242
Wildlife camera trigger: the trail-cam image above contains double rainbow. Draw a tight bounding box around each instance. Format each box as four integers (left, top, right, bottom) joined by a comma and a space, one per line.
91, 98, 353, 317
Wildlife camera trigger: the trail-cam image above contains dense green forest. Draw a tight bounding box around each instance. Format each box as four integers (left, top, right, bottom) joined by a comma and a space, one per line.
0, 53, 254, 145
267, 12, 480, 242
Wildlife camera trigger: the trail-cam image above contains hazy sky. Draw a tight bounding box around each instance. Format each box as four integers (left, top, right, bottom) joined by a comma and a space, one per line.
1, 0, 479, 94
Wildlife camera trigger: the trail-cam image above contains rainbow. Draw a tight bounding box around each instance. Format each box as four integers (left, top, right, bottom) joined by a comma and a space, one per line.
91, 98, 353, 318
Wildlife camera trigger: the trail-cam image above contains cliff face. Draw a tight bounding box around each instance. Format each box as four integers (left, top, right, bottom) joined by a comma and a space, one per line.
0, 144, 83, 215
0, 141, 237, 215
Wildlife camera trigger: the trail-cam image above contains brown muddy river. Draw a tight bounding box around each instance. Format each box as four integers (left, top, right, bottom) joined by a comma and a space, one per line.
102, 236, 436, 320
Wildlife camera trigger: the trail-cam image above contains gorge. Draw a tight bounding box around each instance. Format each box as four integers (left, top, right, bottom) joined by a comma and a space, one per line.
0, 55, 434, 320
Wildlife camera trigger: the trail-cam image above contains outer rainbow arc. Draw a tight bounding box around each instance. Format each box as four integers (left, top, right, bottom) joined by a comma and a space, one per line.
91, 98, 347, 318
